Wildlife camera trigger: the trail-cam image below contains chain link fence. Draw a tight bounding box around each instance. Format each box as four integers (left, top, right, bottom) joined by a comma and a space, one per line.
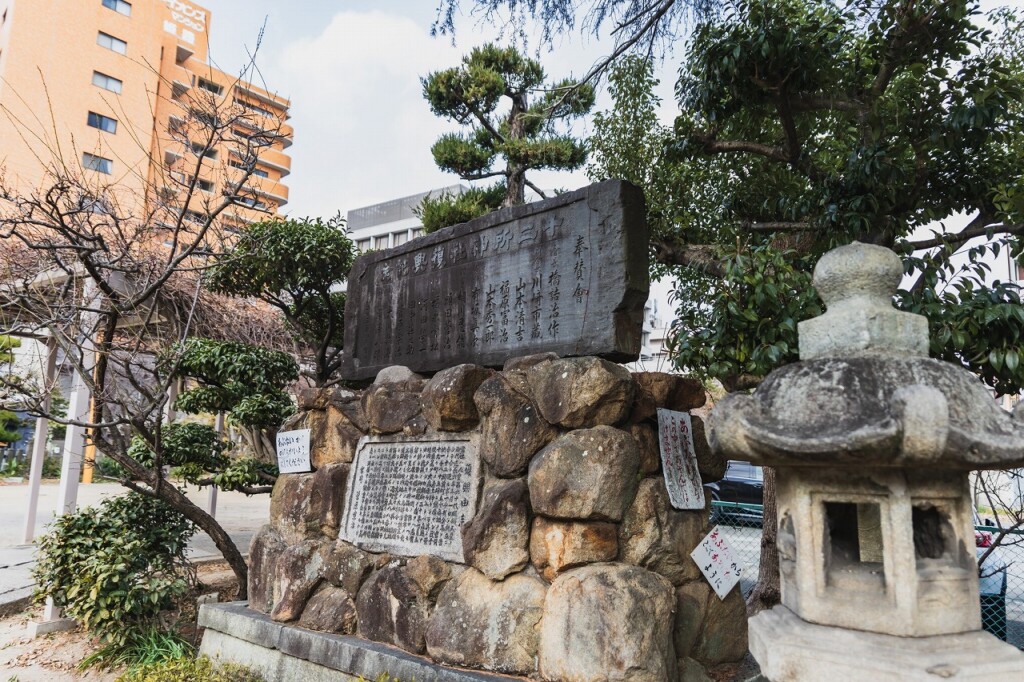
710, 501, 1024, 649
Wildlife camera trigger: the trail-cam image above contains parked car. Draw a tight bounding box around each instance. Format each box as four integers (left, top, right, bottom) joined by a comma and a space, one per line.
975, 518, 1009, 641
705, 460, 764, 526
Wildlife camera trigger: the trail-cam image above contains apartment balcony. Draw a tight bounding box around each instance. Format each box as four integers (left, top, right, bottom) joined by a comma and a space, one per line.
229, 147, 291, 178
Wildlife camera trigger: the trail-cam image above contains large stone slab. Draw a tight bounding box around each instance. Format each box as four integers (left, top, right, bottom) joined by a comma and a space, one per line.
341, 435, 481, 562
340, 180, 649, 379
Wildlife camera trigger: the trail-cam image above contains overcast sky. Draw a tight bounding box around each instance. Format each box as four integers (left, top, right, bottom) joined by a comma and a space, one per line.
197, 0, 1020, 225
198, 0, 679, 219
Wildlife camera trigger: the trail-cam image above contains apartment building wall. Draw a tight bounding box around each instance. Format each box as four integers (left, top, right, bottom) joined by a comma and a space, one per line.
0, 0, 291, 226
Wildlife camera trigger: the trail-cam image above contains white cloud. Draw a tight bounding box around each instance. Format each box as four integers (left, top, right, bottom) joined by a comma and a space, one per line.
270, 11, 466, 218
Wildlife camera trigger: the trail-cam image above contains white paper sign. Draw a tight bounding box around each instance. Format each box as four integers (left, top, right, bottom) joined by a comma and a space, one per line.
276, 429, 311, 473
656, 408, 706, 510
691, 526, 742, 600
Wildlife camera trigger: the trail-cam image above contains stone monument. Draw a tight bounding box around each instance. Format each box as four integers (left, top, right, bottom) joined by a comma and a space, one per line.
709, 242, 1024, 680
339, 179, 649, 379
198, 183, 750, 682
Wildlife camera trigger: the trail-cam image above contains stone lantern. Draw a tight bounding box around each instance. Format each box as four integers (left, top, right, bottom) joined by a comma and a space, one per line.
709, 242, 1024, 680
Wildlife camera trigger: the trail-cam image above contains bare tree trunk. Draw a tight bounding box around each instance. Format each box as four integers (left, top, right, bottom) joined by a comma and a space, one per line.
747, 465, 780, 615
131, 473, 248, 593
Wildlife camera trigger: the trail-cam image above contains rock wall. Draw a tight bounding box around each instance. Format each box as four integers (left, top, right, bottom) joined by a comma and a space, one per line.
249, 354, 747, 681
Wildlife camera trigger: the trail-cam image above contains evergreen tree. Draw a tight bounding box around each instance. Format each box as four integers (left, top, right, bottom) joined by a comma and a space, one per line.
422, 43, 595, 227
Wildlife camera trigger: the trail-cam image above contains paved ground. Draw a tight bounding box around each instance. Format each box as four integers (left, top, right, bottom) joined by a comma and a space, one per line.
0, 479, 270, 612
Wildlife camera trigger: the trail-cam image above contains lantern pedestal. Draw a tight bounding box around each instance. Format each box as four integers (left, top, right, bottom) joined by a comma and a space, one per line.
750, 606, 1024, 682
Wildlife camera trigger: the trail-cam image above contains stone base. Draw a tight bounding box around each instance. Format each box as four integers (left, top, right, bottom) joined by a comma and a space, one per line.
749, 606, 1024, 681
26, 617, 77, 638
198, 602, 521, 682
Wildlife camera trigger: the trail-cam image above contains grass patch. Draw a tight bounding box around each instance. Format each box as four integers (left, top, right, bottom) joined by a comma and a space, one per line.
115, 655, 263, 682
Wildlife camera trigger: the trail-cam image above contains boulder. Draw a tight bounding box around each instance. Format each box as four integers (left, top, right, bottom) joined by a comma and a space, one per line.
677, 658, 713, 682
691, 415, 726, 482
538, 563, 677, 682
374, 365, 423, 384
403, 555, 451, 599
321, 542, 375, 596
461, 478, 530, 580
529, 357, 635, 428
630, 422, 662, 475
528, 426, 640, 522
674, 581, 711, 659
361, 375, 425, 435
426, 568, 547, 675
309, 463, 350, 538
329, 389, 370, 433
633, 372, 706, 412
619, 477, 706, 585
355, 564, 433, 654
271, 539, 328, 622
691, 585, 748, 665
529, 517, 618, 581
269, 473, 317, 543
314, 407, 364, 467
630, 383, 658, 423
297, 585, 357, 634
421, 364, 493, 431
247, 525, 286, 613
474, 374, 557, 477
503, 352, 559, 372
297, 387, 332, 410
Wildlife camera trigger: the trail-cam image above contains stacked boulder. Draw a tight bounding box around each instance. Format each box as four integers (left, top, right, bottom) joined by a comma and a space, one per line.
249, 354, 747, 681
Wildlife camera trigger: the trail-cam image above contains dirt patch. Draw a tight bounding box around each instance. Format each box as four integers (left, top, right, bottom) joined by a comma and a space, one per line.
0, 561, 241, 682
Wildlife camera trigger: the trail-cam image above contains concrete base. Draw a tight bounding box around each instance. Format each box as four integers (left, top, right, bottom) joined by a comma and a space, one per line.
26, 617, 77, 638
198, 602, 522, 682
750, 606, 1024, 681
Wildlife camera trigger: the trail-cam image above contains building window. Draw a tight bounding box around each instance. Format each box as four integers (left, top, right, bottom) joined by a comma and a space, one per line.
357, 239, 371, 252
82, 152, 113, 174
92, 71, 122, 94
86, 112, 118, 134
194, 178, 213, 192
184, 209, 209, 224
97, 32, 127, 55
234, 97, 274, 118
228, 160, 269, 178
252, 167, 269, 178
235, 196, 267, 210
190, 141, 217, 159
101, 0, 131, 16
197, 78, 223, 95
374, 235, 389, 250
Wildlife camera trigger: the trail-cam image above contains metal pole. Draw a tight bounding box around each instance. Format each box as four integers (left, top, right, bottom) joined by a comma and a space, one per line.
23, 337, 57, 543
207, 412, 223, 517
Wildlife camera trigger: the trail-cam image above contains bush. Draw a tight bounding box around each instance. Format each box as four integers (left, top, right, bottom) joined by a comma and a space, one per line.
33, 492, 196, 645
82, 627, 194, 672
116, 656, 264, 682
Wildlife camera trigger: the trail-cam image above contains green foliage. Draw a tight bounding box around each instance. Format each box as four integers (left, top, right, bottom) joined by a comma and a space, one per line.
0, 335, 20, 365
32, 493, 196, 645
127, 423, 276, 494
116, 656, 264, 682
82, 627, 194, 672
423, 43, 594, 217
173, 338, 297, 431
416, 183, 506, 233
668, 243, 822, 388
205, 216, 355, 385
589, 0, 1024, 394
0, 408, 22, 443
48, 392, 68, 441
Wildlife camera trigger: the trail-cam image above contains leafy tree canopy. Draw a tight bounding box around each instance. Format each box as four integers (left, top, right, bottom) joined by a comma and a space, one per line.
417, 183, 507, 233
173, 338, 297, 431
205, 216, 355, 386
589, 0, 1024, 394
423, 43, 595, 221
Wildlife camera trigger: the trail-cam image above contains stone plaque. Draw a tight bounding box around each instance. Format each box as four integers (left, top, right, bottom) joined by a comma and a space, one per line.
341, 435, 481, 562
340, 180, 649, 380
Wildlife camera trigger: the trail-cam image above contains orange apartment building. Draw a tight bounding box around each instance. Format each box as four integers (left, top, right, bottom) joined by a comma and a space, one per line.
0, 0, 292, 232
